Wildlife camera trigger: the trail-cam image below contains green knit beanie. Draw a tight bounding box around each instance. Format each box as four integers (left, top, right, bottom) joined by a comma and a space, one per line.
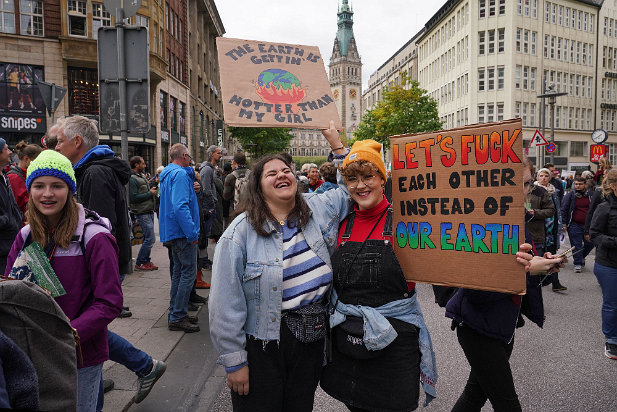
26, 150, 77, 194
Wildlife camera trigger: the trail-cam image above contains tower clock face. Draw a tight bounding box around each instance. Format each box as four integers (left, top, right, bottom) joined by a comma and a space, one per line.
591, 129, 608, 144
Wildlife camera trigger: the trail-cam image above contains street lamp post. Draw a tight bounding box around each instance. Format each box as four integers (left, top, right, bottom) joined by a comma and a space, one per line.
538, 83, 567, 165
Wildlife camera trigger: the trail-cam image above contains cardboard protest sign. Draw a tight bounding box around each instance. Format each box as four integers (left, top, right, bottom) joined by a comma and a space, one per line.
216, 37, 341, 130
390, 119, 526, 294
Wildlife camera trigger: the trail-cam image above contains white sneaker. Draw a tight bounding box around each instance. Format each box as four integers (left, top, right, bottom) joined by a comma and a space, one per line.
574, 265, 582, 273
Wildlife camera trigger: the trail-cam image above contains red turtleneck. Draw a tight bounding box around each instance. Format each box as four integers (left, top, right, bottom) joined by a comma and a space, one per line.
337, 195, 415, 291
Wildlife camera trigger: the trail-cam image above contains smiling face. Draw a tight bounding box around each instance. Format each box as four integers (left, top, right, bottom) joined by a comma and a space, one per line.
308, 167, 320, 183
260, 159, 297, 207
30, 176, 70, 226
344, 162, 385, 211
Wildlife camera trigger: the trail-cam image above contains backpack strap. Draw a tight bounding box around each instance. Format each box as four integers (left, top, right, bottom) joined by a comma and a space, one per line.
341, 212, 355, 240
6, 165, 26, 183
79, 209, 108, 256
382, 207, 393, 238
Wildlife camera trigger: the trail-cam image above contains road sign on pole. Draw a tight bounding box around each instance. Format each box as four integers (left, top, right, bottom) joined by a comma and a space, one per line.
529, 129, 548, 147
37, 81, 67, 125
103, 0, 141, 18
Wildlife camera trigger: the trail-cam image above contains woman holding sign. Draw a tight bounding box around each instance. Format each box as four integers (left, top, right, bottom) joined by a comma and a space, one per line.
318, 138, 438, 412
208, 125, 350, 412
4, 150, 123, 412
446, 157, 565, 412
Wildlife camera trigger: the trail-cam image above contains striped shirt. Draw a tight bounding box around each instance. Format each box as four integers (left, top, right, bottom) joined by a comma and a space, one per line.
282, 223, 332, 311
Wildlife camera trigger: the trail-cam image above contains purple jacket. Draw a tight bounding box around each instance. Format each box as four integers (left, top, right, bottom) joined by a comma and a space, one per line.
4, 205, 123, 368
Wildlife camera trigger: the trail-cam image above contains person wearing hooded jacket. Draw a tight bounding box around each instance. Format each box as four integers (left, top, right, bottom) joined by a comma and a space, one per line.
55, 116, 166, 407
159, 143, 201, 333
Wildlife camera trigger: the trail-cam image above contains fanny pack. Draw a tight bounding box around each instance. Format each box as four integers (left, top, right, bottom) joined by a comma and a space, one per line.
282, 299, 328, 343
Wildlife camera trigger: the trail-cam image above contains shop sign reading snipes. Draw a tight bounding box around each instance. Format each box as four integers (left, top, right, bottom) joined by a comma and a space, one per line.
0, 114, 46, 133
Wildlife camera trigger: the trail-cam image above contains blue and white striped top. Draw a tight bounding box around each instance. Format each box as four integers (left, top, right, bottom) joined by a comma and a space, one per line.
281, 223, 332, 311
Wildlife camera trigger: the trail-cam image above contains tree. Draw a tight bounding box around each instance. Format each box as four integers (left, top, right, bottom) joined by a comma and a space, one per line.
353, 75, 442, 148
228, 127, 293, 159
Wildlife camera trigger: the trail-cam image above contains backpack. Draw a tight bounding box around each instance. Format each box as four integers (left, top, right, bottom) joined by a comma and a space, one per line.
233, 169, 250, 210
6, 164, 25, 183
0, 280, 78, 412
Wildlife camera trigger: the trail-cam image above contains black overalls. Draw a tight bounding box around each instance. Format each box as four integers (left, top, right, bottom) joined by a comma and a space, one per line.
320, 209, 422, 412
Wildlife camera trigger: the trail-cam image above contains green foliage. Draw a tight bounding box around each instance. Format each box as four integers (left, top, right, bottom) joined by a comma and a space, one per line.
228, 127, 294, 159
292, 156, 328, 167
353, 75, 443, 148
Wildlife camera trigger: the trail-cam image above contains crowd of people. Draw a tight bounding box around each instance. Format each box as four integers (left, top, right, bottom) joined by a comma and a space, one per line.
0, 117, 615, 411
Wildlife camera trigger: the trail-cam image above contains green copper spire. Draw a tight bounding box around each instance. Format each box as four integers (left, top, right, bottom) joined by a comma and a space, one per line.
336, 0, 354, 57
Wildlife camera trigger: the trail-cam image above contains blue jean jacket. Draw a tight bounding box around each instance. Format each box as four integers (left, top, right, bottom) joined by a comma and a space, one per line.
208, 184, 350, 371
330, 289, 438, 406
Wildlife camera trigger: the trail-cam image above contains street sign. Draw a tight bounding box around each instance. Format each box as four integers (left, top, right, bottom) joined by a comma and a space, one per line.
37, 81, 66, 116
103, 0, 141, 18
97, 26, 150, 134
546, 143, 556, 153
529, 129, 548, 147
590, 144, 609, 163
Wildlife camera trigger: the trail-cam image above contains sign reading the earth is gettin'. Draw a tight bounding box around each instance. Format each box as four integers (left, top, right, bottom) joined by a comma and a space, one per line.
216, 37, 342, 130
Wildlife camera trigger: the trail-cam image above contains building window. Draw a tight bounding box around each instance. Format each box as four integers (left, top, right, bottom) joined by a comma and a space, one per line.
179, 101, 185, 135
0, 62, 44, 111
0, 0, 15, 33
92, 3, 111, 39
489, 0, 496, 17
478, 68, 485, 91
160, 91, 168, 129
498, 28, 505, 52
515, 65, 521, 89
499, 0, 505, 15
497, 66, 504, 90
530, 67, 536, 90
516, 28, 521, 52
153, 22, 158, 53
487, 67, 495, 90
68, 67, 98, 115
135, 14, 149, 28
170, 96, 177, 132
478, 105, 485, 123
478, 31, 485, 55
20, 1, 43, 36
479, 0, 486, 18
487, 103, 495, 122
488, 30, 495, 54
570, 141, 584, 156
68, 1, 87, 36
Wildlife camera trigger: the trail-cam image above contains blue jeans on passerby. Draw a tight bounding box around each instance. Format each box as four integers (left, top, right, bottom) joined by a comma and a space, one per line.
594, 263, 617, 345
168, 237, 198, 323
135, 213, 155, 265
95, 331, 154, 411
567, 222, 594, 266
77, 363, 102, 412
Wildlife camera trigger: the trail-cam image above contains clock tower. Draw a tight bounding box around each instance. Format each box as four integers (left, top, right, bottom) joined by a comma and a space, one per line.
329, 0, 362, 141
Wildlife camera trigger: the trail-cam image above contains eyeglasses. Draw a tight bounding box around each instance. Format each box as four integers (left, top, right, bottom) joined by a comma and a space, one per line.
184, 153, 192, 161
346, 174, 379, 188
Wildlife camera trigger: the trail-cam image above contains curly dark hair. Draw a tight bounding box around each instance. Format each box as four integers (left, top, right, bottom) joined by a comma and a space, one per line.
241, 153, 311, 237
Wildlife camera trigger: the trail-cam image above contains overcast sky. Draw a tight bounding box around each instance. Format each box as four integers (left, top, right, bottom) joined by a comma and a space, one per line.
214, 0, 444, 91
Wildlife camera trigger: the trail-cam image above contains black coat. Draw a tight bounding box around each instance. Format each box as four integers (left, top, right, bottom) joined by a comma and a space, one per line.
590, 194, 617, 269
527, 185, 555, 245
445, 222, 544, 344
0, 173, 22, 271
74, 156, 132, 275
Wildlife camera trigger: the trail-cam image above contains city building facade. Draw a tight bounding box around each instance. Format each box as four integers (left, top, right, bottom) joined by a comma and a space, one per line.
186, 0, 226, 164
329, 0, 362, 141
362, 29, 423, 112
0, 0, 63, 146
414, 0, 616, 171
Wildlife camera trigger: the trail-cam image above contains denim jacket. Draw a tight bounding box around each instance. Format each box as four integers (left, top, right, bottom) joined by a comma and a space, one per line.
209, 185, 350, 370
330, 289, 438, 405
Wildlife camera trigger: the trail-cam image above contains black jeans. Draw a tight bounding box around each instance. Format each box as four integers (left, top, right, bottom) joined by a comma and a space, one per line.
230, 322, 323, 412
452, 325, 522, 412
